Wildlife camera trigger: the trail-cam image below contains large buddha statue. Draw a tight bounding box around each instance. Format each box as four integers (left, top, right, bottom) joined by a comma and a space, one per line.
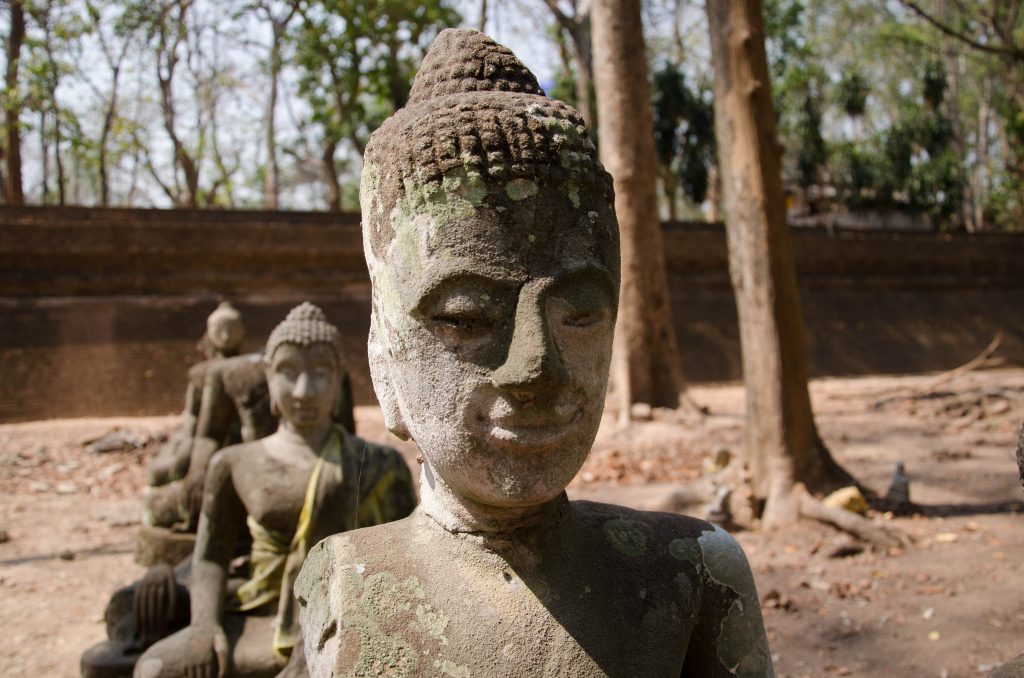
121, 303, 417, 678
295, 29, 773, 678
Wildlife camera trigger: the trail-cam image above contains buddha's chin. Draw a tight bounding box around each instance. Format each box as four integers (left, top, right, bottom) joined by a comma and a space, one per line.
453, 458, 585, 510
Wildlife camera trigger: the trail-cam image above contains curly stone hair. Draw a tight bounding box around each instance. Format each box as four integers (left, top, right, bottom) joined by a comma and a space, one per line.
360, 28, 615, 262
264, 302, 344, 367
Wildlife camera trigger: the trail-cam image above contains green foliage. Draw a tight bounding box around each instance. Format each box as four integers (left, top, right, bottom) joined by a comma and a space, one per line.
763, 0, 830, 190
831, 100, 961, 220
921, 59, 947, 109
291, 0, 460, 155
835, 70, 868, 118
651, 62, 715, 204
546, 66, 578, 109
794, 87, 826, 188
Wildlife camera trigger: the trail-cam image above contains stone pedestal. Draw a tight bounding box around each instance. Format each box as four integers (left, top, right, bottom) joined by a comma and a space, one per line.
134, 526, 195, 567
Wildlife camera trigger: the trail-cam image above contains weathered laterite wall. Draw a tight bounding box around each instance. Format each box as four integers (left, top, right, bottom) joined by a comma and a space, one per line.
1, 206, 1022, 422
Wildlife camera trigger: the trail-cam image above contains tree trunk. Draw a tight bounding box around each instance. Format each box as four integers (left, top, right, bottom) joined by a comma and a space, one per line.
592, 0, 687, 414
321, 140, 340, 212
99, 69, 119, 206
569, 20, 594, 131
937, 0, 971, 232
662, 166, 678, 222
4, 0, 25, 205
38, 14, 65, 205
706, 0, 851, 527
40, 110, 49, 202
974, 78, 990, 231
544, 2, 595, 130
157, 0, 199, 208
52, 104, 65, 206
264, 24, 283, 210
706, 161, 720, 222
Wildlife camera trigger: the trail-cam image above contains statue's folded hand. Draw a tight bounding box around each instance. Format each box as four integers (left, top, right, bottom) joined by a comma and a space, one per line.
177, 623, 229, 678
133, 563, 177, 648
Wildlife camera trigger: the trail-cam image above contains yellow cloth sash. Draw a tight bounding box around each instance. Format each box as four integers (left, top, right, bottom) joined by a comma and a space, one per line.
232, 427, 341, 660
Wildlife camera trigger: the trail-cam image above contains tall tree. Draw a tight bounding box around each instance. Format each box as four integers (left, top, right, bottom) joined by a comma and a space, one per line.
293, 0, 459, 211
592, 0, 687, 414
706, 0, 851, 526
248, 0, 297, 209
896, 0, 1024, 228
27, 0, 80, 205
86, 1, 138, 206
4, 0, 26, 204
150, 0, 201, 207
541, 0, 594, 129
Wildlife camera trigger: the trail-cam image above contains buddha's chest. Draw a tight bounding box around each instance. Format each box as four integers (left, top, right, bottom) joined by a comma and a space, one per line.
233, 457, 349, 535
330, 551, 698, 677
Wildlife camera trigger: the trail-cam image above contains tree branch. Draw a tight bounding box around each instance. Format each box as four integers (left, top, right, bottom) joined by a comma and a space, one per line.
797, 487, 910, 551
897, 0, 1021, 60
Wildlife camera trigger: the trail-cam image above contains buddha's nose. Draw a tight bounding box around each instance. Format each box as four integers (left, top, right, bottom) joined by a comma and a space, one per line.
490, 281, 569, 397
293, 371, 313, 399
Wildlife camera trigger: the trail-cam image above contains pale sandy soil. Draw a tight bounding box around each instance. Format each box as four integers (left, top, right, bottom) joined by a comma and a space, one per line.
1, 368, 1022, 678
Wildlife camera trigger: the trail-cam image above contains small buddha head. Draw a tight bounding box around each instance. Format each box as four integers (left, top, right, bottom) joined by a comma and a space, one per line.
361, 29, 619, 509
264, 303, 345, 435
206, 301, 245, 357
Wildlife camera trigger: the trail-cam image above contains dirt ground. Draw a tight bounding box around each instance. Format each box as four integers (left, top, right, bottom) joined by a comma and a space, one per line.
1, 368, 1022, 678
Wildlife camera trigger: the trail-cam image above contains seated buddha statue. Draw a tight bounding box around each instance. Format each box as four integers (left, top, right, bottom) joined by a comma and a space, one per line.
84, 303, 416, 678
148, 301, 247, 490
295, 29, 774, 677
143, 304, 356, 537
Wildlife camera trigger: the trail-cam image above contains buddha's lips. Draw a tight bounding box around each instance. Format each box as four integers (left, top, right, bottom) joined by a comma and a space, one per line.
480, 408, 583, 449
469, 390, 586, 449
289, 404, 323, 422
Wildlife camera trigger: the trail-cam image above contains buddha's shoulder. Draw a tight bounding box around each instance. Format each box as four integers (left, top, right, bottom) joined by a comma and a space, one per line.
568, 500, 752, 573
569, 498, 713, 540
297, 515, 418, 594
313, 511, 418, 556
211, 439, 267, 469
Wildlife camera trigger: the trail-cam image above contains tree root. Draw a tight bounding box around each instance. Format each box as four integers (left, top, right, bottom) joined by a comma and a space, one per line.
871, 333, 1003, 410
796, 486, 910, 550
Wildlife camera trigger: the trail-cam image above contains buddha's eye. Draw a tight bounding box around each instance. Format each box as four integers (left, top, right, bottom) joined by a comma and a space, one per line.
432, 312, 491, 335
417, 277, 514, 349
562, 308, 608, 328
428, 299, 500, 343
547, 277, 614, 333
277, 365, 298, 380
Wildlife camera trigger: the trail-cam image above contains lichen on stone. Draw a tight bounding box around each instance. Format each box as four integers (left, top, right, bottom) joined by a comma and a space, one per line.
603, 518, 649, 557
505, 178, 539, 202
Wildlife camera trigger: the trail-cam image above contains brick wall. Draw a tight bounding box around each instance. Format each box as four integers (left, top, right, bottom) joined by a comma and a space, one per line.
1, 206, 1022, 421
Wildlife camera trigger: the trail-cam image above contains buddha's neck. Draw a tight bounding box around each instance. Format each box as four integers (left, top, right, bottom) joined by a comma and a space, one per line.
418, 463, 566, 535
276, 421, 332, 454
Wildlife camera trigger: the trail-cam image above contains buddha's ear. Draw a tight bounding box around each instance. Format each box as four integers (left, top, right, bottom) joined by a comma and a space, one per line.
264, 357, 280, 418
368, 315, 410, 440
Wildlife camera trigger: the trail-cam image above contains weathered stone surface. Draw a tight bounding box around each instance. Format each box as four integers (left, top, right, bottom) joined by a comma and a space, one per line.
297, 28, 773, 678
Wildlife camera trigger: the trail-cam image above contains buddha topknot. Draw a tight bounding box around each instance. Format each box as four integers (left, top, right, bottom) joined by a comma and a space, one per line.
361, 28, 614, 261
264, 302, 344, 365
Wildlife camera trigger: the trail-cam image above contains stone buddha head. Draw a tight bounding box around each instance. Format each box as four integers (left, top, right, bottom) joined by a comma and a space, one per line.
264, 303, 345, 436
361, 29, 619, 513
206, 301, 245, 357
